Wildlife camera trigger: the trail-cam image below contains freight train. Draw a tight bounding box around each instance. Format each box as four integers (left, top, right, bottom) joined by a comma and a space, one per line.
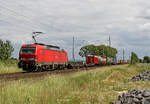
18, 43, 129, 72
86, 55, 128, 66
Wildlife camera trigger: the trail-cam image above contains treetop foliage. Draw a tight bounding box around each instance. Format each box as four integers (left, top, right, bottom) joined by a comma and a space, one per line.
79, 44, 118, 58
143, 56, 150, 63
0, 39, 14, 60
130, 52, 139, 64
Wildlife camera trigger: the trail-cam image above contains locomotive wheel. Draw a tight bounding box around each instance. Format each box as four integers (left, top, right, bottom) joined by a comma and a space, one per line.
67, 64, 73, 69
34, 66, 42, 72
23, 67, 28, 71
52, 64, 55, 70
57, 65, 62, 70
23, 66, 32, 72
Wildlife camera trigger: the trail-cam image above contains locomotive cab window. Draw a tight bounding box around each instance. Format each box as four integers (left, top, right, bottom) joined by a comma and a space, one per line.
21, 47, 36, 54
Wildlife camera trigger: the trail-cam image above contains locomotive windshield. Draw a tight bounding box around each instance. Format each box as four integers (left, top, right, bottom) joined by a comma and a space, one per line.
21, 47, 36, 54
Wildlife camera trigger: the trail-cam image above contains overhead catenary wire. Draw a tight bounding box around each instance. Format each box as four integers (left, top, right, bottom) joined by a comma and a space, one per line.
0, 2, 44, 25
0, 1, 74, 41
0, 1, 74, 46
0, 14, 37, 33
0, 14, 38, 32
0, 5, 42, 31
0, 1, 60, 32
0, 3, 53, 33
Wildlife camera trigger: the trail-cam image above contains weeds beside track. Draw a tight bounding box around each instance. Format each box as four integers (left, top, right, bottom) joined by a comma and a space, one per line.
0, 60, 22, 74
0, 65, 110, 81
1, 64, 150, 104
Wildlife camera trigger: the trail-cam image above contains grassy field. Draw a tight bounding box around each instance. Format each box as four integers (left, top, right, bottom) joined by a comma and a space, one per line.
0, 60, 22, 74
1, 64, 150, 104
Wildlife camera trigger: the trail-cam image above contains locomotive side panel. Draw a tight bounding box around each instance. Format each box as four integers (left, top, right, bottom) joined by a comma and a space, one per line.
37, 48, 48, 63
61, 51, 68, 64
36, 48, 68, 64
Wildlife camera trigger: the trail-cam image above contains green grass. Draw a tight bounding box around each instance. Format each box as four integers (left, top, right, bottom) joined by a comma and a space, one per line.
1, 64, 150, 104
0, 59, 22, 74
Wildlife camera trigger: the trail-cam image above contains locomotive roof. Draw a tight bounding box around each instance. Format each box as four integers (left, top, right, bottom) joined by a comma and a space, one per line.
22, 43, 60, 49
34, 43, 60, 49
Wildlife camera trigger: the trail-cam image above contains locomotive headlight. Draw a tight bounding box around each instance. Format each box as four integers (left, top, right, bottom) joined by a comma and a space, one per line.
20, 58, 26, 60
29, 58, 35, 61
29, 58, 37, 61
35, 58, 37, 61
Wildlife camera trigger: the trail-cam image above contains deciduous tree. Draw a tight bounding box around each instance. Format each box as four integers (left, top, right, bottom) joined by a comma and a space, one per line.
0, 39, 14, 60
143, 56, 150, 63
131, 52, 139, 64
79, 44, 117, 58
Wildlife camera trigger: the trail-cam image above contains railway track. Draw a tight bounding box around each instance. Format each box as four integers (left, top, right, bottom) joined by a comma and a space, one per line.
0, 66, 100, 81
0, 64, 125, 81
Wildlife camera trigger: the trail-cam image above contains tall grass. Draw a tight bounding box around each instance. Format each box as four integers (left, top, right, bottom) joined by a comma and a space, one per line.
0, 59, 22, 74
1, 64, 150, 104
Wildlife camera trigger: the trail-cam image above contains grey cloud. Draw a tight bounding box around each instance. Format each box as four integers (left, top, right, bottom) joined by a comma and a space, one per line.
1, 0, 150, 60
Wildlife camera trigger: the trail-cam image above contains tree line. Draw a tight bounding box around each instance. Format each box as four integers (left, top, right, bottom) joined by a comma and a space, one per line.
79, 44, 141, 65
131, 55, 150, 63
130, 53, 150, 64
79, 44, 118, 58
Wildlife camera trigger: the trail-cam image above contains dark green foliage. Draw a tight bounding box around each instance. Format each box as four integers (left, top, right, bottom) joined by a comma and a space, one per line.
143, 56, 150, 63
79, 44, 117, 58
130, 52, 139, 64
139, 59, 143, 63
78, 45, 95, 57
0, 39, 14, 60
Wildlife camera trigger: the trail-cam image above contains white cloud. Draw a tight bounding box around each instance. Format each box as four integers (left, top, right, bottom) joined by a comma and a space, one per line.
140, 23, 150, 31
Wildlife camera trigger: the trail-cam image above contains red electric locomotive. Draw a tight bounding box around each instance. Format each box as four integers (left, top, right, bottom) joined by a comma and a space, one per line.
18, 43, 68, 72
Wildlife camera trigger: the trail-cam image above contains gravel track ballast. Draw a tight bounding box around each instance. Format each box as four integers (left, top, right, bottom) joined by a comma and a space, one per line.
111, 89, 150, 104
131, 70, 150, 81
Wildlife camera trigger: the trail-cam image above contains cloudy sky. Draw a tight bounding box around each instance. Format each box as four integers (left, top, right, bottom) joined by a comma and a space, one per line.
0, 0, 150, 60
